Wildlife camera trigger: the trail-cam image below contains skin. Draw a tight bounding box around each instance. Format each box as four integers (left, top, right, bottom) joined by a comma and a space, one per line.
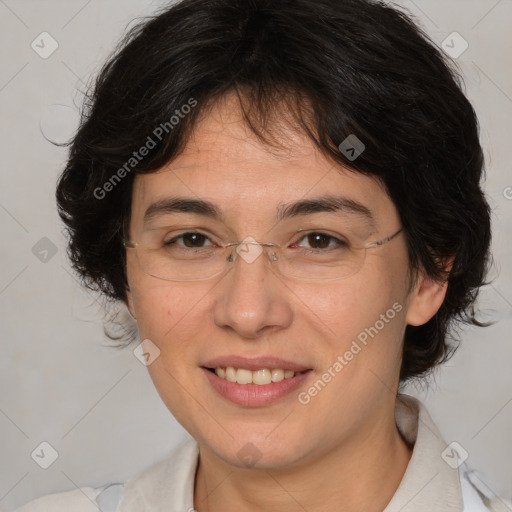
125, 92, 449, 512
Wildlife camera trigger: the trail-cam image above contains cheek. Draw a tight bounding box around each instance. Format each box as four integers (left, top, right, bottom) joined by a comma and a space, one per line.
132, 283, 202, 343
298, 277, 400, 344
296, 263, 408, 384
127, 255, 190, 338
127, 268, 189, 353
128, 279, 209, 421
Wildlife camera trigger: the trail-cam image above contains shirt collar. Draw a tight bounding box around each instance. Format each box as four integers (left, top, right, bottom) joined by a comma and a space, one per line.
118, 394, 463, 511
383, 394, 463, 511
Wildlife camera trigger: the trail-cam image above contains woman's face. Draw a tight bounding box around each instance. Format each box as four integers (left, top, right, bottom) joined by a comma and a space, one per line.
125, 94, 435, 470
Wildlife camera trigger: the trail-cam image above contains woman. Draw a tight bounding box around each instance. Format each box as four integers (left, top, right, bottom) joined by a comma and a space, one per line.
16, 0, 510, 510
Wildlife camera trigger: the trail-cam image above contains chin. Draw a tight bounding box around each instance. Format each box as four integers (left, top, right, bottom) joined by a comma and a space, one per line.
200, 428, 314, 471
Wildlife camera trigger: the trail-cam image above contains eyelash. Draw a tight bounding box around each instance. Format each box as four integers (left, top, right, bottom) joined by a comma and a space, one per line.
163, 231, 348, 252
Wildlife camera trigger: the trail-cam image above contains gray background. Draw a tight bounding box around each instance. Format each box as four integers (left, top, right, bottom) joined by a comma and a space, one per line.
0, 0, 511, 510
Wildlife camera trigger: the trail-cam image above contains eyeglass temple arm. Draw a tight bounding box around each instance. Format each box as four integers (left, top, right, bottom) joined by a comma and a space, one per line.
366, 228, 403, 248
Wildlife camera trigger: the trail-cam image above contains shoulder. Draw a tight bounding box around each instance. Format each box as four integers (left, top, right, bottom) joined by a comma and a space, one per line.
14, 437, 198, 512
460, 466, 512, 512
14, 483, 124, 512
394, 395, 511, 512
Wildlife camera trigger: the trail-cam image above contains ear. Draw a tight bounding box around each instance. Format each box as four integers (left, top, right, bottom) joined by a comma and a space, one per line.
405, 259, 453, 326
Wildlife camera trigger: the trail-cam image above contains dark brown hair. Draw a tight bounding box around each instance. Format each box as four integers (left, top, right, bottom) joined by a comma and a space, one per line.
56, 0, 491, 382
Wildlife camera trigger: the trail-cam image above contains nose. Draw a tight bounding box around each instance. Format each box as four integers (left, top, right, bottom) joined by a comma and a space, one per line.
212, 243, 293, 339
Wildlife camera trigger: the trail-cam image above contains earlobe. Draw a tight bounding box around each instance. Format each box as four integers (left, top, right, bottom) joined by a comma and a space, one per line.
405, 270, 450, 326
405, 256, 454, 326
405, 276, 447, 326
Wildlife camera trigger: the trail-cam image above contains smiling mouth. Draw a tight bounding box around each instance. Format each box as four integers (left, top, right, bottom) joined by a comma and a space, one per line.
205, 367, 309, 385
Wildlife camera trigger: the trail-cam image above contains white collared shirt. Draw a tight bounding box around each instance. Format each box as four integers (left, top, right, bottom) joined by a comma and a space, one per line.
15, 395, 511, 512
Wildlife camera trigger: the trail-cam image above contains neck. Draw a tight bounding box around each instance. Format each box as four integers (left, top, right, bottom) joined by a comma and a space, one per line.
193, 406, 412, 512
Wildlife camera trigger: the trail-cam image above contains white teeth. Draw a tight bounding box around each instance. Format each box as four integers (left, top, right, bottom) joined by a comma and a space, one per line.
271, 369, 284, 382
236, 368, 253, 385
225, 367, 237, 382
214, 367, 301, 385
253, 369, 271, 385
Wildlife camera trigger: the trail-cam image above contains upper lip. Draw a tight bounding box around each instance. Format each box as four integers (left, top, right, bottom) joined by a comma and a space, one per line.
201, 355, 312, 372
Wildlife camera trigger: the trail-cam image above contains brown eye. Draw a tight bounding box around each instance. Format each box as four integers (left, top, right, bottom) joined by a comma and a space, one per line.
294, 232, 347, 251
181, 233, 208, 247
164, 232, 212, 248
307, 233, 331, 249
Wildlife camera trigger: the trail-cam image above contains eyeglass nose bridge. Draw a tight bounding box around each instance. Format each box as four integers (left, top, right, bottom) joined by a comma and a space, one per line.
224, 239, 280, 265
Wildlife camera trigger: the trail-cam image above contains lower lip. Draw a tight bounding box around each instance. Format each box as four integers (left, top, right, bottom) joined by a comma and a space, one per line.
201, 368, 312, 407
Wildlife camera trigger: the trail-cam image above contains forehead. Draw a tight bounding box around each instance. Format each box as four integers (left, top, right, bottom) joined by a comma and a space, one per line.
130, 93, 398, 229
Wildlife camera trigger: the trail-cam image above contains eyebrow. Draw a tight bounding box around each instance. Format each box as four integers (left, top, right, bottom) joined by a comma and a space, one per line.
143, 195, 375, 226
275, 195, 374, 225
143, 197, 224, 226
